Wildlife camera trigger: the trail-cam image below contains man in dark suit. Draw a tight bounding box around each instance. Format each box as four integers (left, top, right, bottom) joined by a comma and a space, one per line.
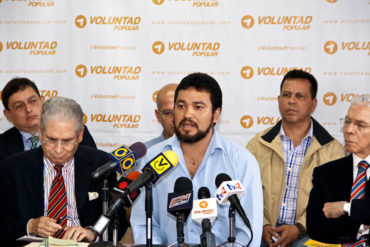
0, 97, 127, 246
0, 77, 96, 162
307, 94, 370, 244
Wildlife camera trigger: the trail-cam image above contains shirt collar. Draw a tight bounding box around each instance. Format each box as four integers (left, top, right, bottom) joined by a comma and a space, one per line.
352, 153, 370, 170
280, 119, 314, 142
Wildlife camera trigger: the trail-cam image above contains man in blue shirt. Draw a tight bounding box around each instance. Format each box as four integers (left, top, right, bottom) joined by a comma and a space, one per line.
131, 72, 263, 246
144, 83, 178, 149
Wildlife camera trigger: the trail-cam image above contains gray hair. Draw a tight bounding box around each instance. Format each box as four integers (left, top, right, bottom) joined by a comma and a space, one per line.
350, 94, 370, 107
40, 96, 84, 135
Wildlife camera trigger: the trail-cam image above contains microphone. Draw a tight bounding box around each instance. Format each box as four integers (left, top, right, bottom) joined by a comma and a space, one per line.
91, 142, 147, 179
92, 150, 179, 235
167, 177, 193, 244
192, 187, 216, 247
215, 173, 251, 228
111, 171, 142, 207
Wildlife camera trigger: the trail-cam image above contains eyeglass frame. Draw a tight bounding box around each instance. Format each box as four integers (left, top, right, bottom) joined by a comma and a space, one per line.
40, 138, 79, 149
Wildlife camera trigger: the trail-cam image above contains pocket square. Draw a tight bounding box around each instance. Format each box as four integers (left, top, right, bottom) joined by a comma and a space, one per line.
88, 192, 99, 201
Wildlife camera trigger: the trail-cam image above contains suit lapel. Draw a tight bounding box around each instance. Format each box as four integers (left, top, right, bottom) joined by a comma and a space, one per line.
74, 147, 91, 214
8, 128, 25, 154
23, 148, 45, 216
340, 154, 355, 201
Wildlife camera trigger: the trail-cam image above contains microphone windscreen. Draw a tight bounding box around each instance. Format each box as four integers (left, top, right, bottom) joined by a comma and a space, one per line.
174, 177, 193, 193
163, 150, 179, 167
129, 142, 147, 159
215, 173, 232, 188
198, 187, 210, 199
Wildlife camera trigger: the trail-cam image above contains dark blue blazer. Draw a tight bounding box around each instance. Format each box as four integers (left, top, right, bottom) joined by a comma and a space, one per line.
0, 125, 97, 162
307, 154, 370, 244
0, 145, 127, 246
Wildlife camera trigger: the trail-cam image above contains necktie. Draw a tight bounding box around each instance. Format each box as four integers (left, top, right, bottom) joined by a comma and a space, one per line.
47, 164, 67, 238
343, 160, 369, 247
29, 135, 39, 149
350, 160, 369, 200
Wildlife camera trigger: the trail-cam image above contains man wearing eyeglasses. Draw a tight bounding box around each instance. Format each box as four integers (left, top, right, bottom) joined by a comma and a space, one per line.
144, 83, 178, 149
307, 94, 370, 244
0, 97, 127, 246
0, 77, 96, 162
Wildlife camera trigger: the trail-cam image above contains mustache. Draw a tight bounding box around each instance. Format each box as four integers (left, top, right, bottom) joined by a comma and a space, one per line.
178, 117, 198, 128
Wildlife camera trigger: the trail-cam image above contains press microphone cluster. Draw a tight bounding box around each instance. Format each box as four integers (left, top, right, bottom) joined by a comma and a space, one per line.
167, 177, 193, 244
91, 142, 147, 179
93, 150, 179, 235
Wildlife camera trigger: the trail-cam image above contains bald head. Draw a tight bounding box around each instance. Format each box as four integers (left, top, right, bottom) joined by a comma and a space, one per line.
155, 83, 178, 139
156, 83, 178, 110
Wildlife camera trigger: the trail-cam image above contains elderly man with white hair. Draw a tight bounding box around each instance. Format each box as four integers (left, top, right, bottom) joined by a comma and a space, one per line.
307, 94, 370, 245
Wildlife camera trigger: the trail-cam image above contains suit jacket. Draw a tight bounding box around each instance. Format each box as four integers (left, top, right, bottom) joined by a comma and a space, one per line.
0, 125, 97, 162
306, 154, 370, 243
0, 145, 127, 246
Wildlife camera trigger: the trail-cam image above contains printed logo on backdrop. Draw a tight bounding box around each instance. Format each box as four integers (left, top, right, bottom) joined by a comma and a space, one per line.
0, 42, 2, 53
323, 92, 360, 106
153, 0, 165, 5
240, 66, 312, 79
75, 65, 88, 78
152, 91, 158, 103
152, 41, 165, 54
324, 41, 338, 55
39, 90, 58, 100
4, 41, 57, 55
75, 15, 87, 28
75, 64, 141, 80
152, 0, 219, 7
326, 0, 337, 3
152, 41, 220, 57
324, 40, 370, 56
241, 115, 281, 129
85, 113, 141, 129
2, 0, 55, 7
83, 114, 88, 125
241, 15, 312, 31
75, 15, 141, 31
241, 15, 254, 29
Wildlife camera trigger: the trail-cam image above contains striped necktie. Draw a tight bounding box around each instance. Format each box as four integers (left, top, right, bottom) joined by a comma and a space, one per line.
350, 160, 369, 200
47, 164, 67, 238
343, 160, 369, 247
29, 135, 39, 149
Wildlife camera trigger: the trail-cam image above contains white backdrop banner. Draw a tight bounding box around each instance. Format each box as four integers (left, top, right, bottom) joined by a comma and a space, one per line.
0, 0, 369, 151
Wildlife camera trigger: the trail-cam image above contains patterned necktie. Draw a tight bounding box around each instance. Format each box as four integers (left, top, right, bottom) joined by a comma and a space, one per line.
29, 135, 39, 149
343, 160, 369, 247
47, 164, 67, 238
350, 160, 369, 200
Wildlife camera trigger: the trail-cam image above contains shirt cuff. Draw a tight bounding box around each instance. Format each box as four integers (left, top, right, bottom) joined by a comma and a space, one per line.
343, 202, 351, 216
26, 219, 35, 236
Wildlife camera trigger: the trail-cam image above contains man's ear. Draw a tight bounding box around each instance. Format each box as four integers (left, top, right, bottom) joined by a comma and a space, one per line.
78, 126, 84, 143
212, 107, 221, 124
3, 109, 12, 122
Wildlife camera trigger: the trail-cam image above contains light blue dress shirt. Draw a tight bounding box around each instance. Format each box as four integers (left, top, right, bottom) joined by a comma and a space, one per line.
130, 129, 263, 247
144, 131, 166, 149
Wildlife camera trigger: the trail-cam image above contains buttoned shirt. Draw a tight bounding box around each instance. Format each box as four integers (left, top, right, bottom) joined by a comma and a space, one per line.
43, 157, 80, 227
131, 129, 263, 247
277, 122, 313, 225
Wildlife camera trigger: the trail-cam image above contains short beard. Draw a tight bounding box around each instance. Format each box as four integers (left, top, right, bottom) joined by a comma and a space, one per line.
174, 115, 214, 144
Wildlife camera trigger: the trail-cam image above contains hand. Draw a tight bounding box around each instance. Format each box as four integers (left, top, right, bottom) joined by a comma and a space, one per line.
262, 225, 280, 247
323, 201, 345, 218
28, 216, 61, 237
273, 224, 300, 247
364, 225, 370, 229
63, 226, 96, 242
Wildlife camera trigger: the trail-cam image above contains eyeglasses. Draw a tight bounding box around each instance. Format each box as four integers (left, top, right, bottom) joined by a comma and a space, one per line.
41, 139, 78, 149
11, 97, 42, 112
159, 110, 174, 117
343, 117, 370, 131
